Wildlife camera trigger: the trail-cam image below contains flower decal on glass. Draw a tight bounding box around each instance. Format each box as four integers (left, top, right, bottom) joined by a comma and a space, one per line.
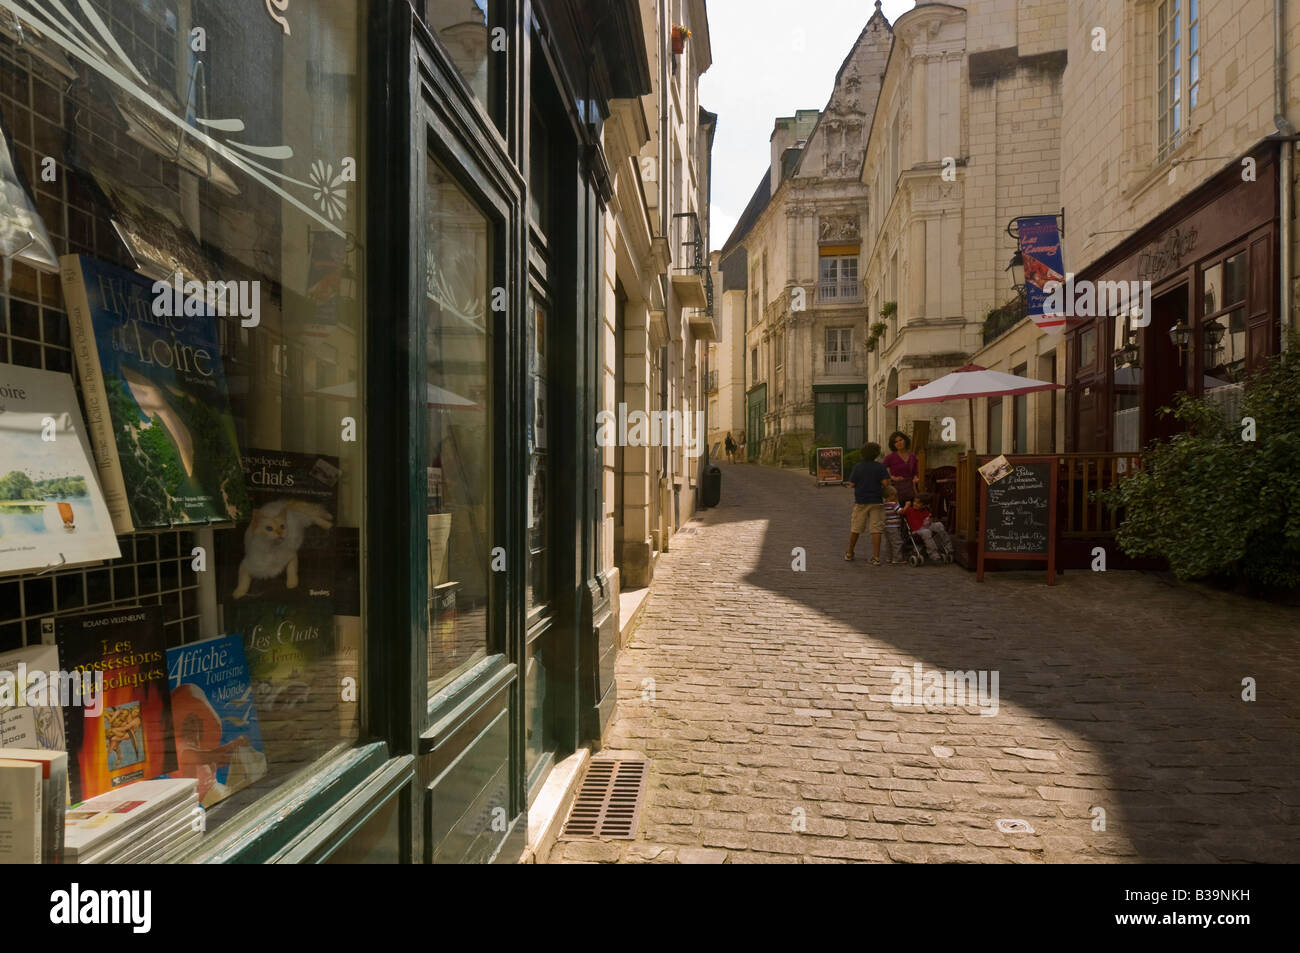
309, 160, 347, 222
265, 0, 291, 35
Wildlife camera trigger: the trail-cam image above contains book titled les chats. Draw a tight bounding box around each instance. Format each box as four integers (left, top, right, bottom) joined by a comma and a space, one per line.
56, 606, 174, 803
59, 254, 250, 533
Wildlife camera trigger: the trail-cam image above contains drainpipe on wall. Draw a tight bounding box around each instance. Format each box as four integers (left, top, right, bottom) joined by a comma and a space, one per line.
1278, 0, 1294, 358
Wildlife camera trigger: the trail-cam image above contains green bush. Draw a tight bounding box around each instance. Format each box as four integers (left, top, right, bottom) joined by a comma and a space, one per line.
843, 449, 863, 471
1096, 353, 1300, 591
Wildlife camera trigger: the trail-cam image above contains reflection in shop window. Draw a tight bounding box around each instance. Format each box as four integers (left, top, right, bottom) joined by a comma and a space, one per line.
427, 0, 500, 126
0, 0, 367, 849
425, 157, 491, 697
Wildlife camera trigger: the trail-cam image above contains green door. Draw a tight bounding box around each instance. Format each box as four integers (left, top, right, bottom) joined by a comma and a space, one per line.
746, 385, 766, 461
815, 395, 848, 451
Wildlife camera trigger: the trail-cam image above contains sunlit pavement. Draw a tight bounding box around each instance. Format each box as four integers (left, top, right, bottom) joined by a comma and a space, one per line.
551, 462, 1300, 863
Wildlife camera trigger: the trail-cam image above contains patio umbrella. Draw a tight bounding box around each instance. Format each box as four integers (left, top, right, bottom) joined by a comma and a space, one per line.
885, 364, 1063, 453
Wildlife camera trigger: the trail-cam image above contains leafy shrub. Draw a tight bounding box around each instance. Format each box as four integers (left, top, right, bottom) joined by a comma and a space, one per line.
1096, 353, 1300, 591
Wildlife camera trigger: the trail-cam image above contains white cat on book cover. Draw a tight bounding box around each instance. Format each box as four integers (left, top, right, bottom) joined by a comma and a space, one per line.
232, 500, 333, 598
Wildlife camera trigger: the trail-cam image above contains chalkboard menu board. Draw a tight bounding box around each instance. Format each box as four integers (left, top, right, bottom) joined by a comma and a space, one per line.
985, 463, 1051, 553
816, 447, 844, 486
977, 456, 1058, 584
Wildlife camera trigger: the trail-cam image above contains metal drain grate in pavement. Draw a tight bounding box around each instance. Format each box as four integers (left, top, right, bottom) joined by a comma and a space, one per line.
559, 759, 648, 839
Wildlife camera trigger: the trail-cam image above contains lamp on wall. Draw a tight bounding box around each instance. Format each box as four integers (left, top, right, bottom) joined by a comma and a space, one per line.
1005, 249, 1025, 296
1112, 305, 1143, 369
1203, 318, 1226, 365
1168, 318, 1194, 364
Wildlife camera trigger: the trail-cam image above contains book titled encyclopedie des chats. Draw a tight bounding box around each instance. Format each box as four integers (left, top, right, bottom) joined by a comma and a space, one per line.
218, 449, 339, 605
59, 254, 250, 533
56, 605, 174, 803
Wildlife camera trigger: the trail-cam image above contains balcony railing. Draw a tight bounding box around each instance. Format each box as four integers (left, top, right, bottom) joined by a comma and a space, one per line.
671, 211, 714, 312
982, 293, 1028, 345
819, 280, 862, 304
820, 353, 865, 378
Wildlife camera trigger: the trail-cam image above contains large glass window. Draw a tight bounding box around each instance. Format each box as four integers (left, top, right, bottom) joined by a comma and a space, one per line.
0, 0, 367, 845
1201, 250, 1248, 407
426, 0, 504, 131
825, 327, 853, 371
819, 255, 860, 302
424, 157, 491, 696
1157, 0, 1185, 160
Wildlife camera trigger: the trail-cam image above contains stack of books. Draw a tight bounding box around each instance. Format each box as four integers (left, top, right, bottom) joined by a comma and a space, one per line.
64, 778, 200, 865
0, 749, 68, 864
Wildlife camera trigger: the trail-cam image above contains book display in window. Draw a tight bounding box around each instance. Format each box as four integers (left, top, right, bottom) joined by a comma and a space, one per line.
223, 601, 335, 767
166, 634, 267, 809
0, 757, 42, 863
59, 254, 250, 533
0, 113, 58, 273
0, 748, 68, 864
218, 449, 338, 605
63, 776, 199, 865
55, 606, 174, 803
86, 167, 216, 285
0, 364, 122, 577
0, 643, 68, 753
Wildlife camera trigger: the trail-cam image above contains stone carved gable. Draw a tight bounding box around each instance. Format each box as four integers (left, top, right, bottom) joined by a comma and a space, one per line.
796, 10, 893, 181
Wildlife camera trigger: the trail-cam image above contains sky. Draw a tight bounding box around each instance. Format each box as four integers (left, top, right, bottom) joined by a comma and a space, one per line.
700, 0, 915, 252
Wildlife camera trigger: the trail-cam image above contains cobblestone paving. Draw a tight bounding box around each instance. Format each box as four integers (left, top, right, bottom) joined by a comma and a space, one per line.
552, 462, 1300, 864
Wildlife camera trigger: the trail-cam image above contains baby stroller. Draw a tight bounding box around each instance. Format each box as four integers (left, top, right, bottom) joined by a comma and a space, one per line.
900, 520, 955, 567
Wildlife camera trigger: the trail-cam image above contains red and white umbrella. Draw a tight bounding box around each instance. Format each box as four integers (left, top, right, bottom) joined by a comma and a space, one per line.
886, 364, 1062, 452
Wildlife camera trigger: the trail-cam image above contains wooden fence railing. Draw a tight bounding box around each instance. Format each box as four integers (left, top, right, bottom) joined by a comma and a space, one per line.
954, 452, 1145, 540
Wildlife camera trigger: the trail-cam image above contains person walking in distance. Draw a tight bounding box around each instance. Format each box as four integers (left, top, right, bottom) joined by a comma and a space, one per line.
845, 441, 891, 566
724, 431, 736, 463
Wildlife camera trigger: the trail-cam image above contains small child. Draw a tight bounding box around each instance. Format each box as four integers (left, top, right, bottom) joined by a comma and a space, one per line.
882, 485, 907, 564
902, 492, 952, 562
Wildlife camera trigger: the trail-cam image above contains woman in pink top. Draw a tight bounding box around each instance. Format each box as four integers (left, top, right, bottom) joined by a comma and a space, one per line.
883, 430, 920, 504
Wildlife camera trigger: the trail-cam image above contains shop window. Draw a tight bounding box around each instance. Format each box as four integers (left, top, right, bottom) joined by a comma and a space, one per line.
1201, 250, 1248, 412
1077, 326, 1098, 373
987, 397, 1004, 455
0, 0, 367, 844
425, 157, 491, 696
1012, 363, 1028, 453
425, 0, 504, 131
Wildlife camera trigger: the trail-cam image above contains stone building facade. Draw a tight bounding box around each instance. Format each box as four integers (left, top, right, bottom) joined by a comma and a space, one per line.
719, 4, 893, 465
602, 0, 715, 592
859, 0, 1068, 463
1059, 0, 1300, 452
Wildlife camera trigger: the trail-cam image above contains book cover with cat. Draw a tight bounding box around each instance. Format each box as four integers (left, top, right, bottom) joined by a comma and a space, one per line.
58, 254, 250, 533
217, 449, 338, 604
55, 606, 174, 803
222, 601, 334, 765
166, 634, 267, 809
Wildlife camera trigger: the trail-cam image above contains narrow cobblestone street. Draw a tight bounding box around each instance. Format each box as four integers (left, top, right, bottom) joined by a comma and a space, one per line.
552, 462, 1300, 864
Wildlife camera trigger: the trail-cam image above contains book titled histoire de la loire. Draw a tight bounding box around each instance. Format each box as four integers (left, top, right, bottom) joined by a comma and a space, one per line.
58, 254, 250, 534
55, 605, 174, 803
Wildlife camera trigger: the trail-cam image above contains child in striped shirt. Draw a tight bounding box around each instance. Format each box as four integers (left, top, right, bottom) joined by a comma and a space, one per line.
882, 485, 907, 564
